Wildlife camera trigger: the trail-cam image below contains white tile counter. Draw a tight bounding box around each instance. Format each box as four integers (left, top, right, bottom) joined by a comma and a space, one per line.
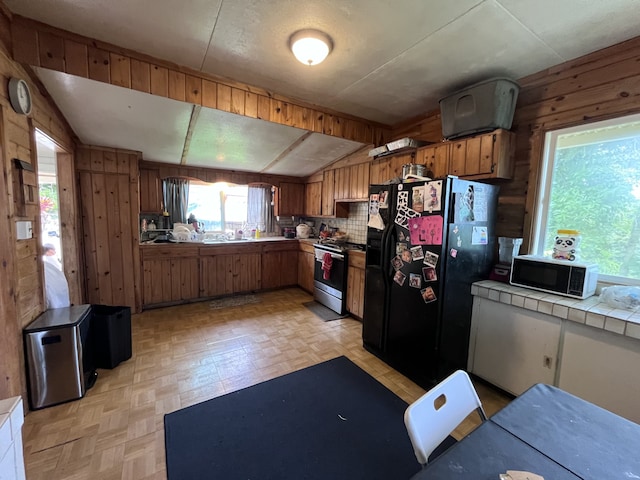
471, 280, 640, 340
0, 396, 25, 480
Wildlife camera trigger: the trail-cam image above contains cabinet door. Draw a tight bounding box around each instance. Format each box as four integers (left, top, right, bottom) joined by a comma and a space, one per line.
143, 257, 199, 305
416, 144, 449, 179
297, 251, 315, 293
321, 170, 335, 216
304, 182, 322, 216
201, 255, 235, 297
469, 297, 561, 395
261, 251, 281, 289
334, 167, 350, 200
369, 157, 390, 185
276, 182, 305, 216
348, 163, 370, 200
346, 266, 365, 318
235, 253, 262, 292
139, 167, 161, 213
280, 250, 299, 286
449, 140, 467, 177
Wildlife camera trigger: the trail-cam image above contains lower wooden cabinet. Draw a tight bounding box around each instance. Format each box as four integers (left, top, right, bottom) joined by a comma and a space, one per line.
141, 241, 298, 307
142, 248, 200, 306
200, 253, 261, 297
261, 242, 299, 290
346, 252, 365, 319
297, 242, 315, 293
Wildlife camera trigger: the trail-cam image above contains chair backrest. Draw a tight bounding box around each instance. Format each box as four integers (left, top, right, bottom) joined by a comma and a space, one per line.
404, 370, 487, 466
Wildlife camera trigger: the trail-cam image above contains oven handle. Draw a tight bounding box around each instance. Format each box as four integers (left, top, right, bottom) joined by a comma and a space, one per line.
315, 251, 345, 261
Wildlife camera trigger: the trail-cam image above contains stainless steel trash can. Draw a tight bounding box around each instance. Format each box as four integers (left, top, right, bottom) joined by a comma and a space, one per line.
23, 304, 96, 409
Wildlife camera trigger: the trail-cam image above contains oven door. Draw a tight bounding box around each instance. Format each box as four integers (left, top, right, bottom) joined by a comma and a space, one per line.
313, 249, 346, 291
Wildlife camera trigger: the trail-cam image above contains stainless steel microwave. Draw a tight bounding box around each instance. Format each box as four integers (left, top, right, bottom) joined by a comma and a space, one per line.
510, 255, 598, 299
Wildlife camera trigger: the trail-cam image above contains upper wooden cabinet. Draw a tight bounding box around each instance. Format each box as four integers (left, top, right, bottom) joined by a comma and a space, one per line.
453, 129, 515, 179
369, 151, 415, 185
321, 170, 335, 216
333, 163, 370, 201
139, 167, 162, 213
416, 144, 449, 179
304, 182, 322, 217
275, 182, 305, 216
417, 129, 515, 181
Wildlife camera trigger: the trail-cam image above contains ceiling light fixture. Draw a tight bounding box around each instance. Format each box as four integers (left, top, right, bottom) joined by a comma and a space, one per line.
290, 29, 332, 66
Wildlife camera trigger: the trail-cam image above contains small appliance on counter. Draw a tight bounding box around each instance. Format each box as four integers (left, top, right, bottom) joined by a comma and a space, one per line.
283, 227, 296, 239
296, 223, 311, 239
489, 237, 522, 282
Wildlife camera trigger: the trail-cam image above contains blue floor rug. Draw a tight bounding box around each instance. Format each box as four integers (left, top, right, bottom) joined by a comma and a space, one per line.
164, 356, 420, 479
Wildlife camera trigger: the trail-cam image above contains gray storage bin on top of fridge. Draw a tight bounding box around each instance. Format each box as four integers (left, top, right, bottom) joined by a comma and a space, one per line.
439, 77, 519, 140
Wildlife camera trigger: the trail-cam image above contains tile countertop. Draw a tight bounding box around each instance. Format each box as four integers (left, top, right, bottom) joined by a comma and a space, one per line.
472, 280, 640, 341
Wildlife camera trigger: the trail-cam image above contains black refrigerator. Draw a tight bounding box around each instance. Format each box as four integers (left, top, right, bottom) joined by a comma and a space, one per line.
362, 176, 499, 389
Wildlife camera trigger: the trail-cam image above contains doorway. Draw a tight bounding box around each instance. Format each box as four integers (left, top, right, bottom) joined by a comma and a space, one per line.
36, 130, 62, 267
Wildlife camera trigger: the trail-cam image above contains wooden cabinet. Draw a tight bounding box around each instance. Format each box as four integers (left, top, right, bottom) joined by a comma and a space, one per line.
416, 130, 515, 181
297, 242, 315, 293
333, 163, 371, 201
200, 251, 262, 297
346, 251, 365, 319
368, 151, 415, 184
261, 241, 299, 289
304, 182, 322, 217
275, 182, 305, 216
416, 143, 450, 179
321, 170, 335, 216
139, 167, 162, 213
142, 245, 200, 306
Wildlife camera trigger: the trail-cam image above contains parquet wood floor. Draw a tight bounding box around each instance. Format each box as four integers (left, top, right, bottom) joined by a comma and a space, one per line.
21, 288, 510, 479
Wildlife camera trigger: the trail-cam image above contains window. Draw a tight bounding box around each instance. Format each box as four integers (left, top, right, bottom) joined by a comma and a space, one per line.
534, 113, 640, 284
187, 183, 248, 233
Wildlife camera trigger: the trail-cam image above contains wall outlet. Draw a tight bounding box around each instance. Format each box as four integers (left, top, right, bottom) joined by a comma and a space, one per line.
16, 221, 33, 240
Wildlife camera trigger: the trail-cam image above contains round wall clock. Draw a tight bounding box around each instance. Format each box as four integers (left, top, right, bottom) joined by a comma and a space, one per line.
8, 78, 32, 115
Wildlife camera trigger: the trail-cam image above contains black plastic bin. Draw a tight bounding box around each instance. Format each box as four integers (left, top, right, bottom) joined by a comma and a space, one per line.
91, 305, 132, 369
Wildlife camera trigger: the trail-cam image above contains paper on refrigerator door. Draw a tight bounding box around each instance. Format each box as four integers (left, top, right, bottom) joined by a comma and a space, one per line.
368, 212, 385, 230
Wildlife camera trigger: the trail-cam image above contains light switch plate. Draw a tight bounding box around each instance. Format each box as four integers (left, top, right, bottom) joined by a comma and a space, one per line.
16, 221, 32, 239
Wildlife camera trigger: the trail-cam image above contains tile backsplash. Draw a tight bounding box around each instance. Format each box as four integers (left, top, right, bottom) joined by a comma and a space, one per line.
301, 202, 368, 245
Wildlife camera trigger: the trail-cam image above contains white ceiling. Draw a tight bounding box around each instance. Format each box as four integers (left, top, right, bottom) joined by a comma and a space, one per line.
7, 0, 640, 176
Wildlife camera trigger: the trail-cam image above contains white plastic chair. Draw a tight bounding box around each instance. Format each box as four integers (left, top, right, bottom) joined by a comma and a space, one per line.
404, 370, 487, 466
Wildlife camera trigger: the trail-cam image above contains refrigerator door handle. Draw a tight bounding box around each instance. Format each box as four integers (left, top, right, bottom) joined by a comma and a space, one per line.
382, 224, 396, 279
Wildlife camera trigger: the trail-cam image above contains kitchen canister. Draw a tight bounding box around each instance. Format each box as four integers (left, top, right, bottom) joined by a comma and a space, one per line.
552, 229, 580, 261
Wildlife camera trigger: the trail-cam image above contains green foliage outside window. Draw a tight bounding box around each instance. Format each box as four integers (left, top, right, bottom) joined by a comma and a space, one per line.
545, 137, 640, 280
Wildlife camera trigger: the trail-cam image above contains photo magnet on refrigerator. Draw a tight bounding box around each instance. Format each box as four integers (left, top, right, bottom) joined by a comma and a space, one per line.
393, 270, 407, 286
420, 286, 436, 304
409, 273, 422, 289
423, 251, 439, 267
391, 255, 404, 271
410, 246, 424, 261
422, 266, 437, 282
426, 180, 442, 211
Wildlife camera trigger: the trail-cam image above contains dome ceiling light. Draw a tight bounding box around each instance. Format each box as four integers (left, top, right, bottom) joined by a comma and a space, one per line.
290, 29, 333, 66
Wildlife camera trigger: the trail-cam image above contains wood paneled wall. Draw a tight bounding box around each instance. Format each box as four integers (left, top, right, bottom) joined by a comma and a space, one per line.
10, 15, 392, 146
392, 35, 640, 250
76, 146, 142, 312
0, 16, 77, 400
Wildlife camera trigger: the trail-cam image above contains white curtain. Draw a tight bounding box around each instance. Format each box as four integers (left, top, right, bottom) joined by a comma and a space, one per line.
247, 185, 274, 232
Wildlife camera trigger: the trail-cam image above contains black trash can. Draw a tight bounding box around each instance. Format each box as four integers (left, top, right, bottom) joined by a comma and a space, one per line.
91, 305, 132, 369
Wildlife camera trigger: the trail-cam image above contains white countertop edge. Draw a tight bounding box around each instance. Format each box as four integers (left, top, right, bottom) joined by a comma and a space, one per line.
472, 280, 640, 340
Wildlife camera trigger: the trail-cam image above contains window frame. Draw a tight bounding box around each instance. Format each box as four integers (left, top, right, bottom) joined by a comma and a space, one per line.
533, 113, 640, 287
